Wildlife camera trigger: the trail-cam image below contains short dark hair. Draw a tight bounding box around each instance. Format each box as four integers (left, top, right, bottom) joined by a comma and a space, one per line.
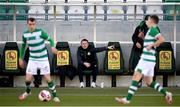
27, 17, 36, 23
81, 39, 89, 43
150, 15, 159, 24
144, 15, 150, 21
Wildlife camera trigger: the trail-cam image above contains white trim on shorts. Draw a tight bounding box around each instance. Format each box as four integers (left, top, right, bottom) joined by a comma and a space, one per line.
135, 59, 156, 77
26, 60, 50, 75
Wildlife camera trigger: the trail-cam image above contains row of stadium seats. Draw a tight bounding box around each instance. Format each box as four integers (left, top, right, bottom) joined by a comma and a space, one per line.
1, 0, 178, 20
0, 5, 166, 20
0, 0, 164, 3
0, 42, 124, 75
0, 41, 176, 87
0, 41, 175, 75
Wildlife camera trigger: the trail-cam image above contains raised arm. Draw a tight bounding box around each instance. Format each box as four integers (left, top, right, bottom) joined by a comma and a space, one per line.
93, 45, 115, 53
92, 47, 108, 53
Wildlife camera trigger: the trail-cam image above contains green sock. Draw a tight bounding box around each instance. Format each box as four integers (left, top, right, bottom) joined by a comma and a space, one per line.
25, 81, 31, 94
149, 81, 167, 96
48, 81, 57, 97
126, 80, 138, 101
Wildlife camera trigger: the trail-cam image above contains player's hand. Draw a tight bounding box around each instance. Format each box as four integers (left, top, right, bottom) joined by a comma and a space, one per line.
138, 32, 145, 39
84, 62, 91, 68
19, 59, 24, 68
108, 45, 115, 50
146, 44, 154, 51
136, 42, 142, 49
51, 47, 58, 54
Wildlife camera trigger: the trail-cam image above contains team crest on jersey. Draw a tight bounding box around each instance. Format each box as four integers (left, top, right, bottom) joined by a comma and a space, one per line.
87, 52, 91, 56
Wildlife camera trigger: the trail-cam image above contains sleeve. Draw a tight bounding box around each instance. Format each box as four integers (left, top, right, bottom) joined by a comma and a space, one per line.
138, 21, 145, 32
157, 26, 161, 33
20, 35, 26, 59
92, 47, 107, 53
40, 30, 55, 47
132, 26, 140, 44
77, 48, 83, 65
149, 28, 161, 39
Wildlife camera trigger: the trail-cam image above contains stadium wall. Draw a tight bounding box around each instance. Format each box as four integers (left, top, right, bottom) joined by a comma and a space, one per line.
0, 75, 179, 87
0, 20, 179, 87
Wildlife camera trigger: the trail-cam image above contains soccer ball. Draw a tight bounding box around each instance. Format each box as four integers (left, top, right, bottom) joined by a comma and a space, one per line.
38, 90, 51, 102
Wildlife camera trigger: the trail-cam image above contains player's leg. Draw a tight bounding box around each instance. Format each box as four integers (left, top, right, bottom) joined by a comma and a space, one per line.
41, 61, 60, 102
129, 47, 142, 88
126, 71, 142, 99
44, 74, 56, 97
144, 76, 173, 104
19, 60, 37, 100
144, 76, 166, 94
44, 74, 60, 102
115, 71, 142, 104
133, 50, 143, 88
115, 59, 144, 104
19, 74, 34, 100
25, 74, 33, 94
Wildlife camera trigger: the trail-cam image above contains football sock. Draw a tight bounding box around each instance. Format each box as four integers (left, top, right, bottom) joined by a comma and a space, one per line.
25, 81, 31, 94
126, 80, 138, 101
149, 81, 167, 96
48, 81, 57, 97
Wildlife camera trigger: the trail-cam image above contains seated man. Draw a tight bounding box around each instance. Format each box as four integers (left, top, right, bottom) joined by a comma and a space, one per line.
77, 39, 114, 88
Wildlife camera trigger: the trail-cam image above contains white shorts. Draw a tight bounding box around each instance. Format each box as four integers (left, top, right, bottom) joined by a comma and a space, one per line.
135, 59, 156, 77
26, 60, 50, 75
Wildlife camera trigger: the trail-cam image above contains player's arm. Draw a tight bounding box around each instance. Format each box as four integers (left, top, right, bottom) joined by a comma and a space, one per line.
153, 35, 165, 47
19, 36, 26, 68
93, 45, 115, 53
41, 30, 58, 54
146, 34, 165, 50
93, 47, 108, 53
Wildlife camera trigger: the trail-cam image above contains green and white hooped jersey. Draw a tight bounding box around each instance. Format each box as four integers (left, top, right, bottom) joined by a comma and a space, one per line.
22, 29, 50, 61
141, 26, 161, 63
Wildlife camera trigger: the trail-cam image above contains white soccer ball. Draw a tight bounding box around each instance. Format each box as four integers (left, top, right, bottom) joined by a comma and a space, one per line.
38, 90, 51, 102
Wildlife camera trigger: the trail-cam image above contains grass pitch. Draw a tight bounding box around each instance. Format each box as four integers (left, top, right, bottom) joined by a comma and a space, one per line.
0, 87, 180, 106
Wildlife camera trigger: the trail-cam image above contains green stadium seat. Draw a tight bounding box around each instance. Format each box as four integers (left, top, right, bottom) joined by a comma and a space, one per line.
7, 0, 28, 20
1, 42, 21, 75
163, 0, 180, 20
53, 42, 74, 87
0, 1, 8, 20
103, 42, 125, 87
53, 42, 73, 74
104, 42, 124, 75
0, 0, 7, 2
155, 42, 176, 75
0, 6, 7, 20
8, 6, 28, 20
9, 0, 27, 2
